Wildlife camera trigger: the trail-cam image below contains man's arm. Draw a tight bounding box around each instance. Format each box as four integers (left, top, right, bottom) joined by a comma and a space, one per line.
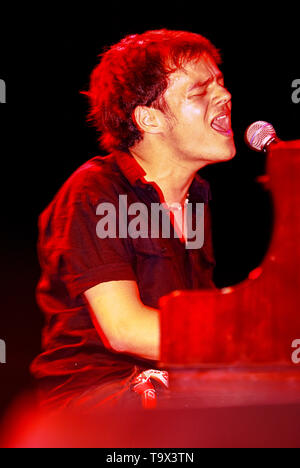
84, 280, 160, 361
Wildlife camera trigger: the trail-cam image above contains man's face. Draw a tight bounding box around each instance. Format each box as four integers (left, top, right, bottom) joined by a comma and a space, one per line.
159, 53, 236, 165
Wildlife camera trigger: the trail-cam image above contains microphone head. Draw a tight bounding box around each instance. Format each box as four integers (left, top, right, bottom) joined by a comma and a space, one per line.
245, 121, 277, 152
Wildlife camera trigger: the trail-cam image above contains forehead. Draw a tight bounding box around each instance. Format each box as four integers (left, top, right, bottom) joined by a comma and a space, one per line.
165, 54, 221, 94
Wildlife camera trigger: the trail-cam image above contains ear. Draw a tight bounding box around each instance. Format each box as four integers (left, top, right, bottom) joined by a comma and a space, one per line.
133, 106, 163, 134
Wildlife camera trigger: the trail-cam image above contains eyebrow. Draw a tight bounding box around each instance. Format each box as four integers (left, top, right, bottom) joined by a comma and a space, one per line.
187, 72, 224, 93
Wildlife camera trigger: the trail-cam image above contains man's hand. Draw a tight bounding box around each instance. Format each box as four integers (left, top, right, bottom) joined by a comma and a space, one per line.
84, 280, 160, 361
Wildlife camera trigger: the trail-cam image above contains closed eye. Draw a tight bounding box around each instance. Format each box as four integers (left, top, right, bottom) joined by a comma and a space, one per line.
189, 88, 207, 98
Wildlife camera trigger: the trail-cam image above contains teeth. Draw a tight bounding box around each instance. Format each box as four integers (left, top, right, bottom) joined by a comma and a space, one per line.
215, 114, 228, 121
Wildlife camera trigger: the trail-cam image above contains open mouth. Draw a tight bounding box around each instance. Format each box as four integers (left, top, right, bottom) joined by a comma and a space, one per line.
211, 112, 233, 137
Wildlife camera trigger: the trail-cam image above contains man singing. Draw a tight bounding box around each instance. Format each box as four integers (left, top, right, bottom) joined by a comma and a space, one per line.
31, 29, 236, 409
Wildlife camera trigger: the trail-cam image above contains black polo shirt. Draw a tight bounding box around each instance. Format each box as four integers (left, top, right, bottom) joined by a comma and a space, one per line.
31, 150, 216, 404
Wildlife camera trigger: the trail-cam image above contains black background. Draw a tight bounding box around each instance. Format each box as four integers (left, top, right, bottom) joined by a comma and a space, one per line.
0, 3, 299, 419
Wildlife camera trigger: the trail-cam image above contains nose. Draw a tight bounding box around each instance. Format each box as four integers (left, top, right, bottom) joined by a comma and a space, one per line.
214, 83, 232, 107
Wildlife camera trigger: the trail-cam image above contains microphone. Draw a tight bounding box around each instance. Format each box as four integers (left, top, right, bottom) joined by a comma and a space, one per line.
245, 121, 280, 152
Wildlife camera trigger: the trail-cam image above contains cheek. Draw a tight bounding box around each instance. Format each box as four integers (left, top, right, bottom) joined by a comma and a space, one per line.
181, 100, 208, 125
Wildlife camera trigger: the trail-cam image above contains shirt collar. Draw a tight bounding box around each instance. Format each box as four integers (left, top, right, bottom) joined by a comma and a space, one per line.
189, 173, 212, 204
114, 150, 147, 186
114, 150, 212, 203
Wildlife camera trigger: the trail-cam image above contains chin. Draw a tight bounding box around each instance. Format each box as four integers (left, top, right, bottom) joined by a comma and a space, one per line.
218, 139, 236, 161
205, 148, 235, 165
226, 143, 237, 160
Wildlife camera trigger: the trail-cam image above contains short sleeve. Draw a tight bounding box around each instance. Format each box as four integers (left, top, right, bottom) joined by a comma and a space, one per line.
38, 187, 136, 299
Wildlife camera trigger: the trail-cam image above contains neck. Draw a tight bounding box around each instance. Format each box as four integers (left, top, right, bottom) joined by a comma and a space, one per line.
129, 143, 199, 205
